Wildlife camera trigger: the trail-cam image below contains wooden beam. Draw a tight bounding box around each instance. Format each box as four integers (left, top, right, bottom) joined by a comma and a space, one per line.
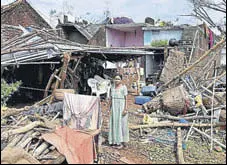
44, 69, 59, 98
129, 122, 226, 130
60, 53, 70, 89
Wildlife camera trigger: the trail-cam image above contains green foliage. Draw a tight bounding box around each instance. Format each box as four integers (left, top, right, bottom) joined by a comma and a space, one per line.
1, 79, 22, 107
155, 19, 173, 27
151, 40, 168, 47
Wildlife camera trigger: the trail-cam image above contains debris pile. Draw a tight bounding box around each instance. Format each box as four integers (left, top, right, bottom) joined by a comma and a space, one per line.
1, 104, 64, 164
126, 38, 226, 163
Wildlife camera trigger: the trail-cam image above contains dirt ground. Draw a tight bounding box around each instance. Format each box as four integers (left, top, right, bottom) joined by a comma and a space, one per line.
100, 94, 226, 164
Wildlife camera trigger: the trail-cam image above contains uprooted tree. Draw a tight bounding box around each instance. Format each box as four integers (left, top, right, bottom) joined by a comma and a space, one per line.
188, 0, 226, 35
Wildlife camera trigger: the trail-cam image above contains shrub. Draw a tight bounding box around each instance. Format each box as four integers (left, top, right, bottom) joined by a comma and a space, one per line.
1, 79, 22, 107
151, 40, 168, 47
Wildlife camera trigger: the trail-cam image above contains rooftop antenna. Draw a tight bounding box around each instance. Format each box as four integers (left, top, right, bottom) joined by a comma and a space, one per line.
104, 0, 111, 19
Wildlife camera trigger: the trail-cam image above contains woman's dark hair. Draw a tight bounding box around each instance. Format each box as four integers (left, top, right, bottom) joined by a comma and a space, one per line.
114, 74, 123, 80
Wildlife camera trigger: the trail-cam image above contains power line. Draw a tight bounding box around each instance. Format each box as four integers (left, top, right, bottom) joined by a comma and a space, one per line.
19, 86, 52, 92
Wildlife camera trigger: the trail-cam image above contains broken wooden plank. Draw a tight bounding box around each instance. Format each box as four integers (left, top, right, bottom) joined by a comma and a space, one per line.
7, 121, 46, 135
33, 142, 50, 157
48, 154, 65, 164
7, 134, 24, 147
1, 106, 31, 118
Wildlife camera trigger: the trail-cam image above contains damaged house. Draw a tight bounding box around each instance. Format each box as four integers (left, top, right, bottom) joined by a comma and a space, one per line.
1, 0, 52, 43
1, 0, 52, 103
1, 1, 226, 163
83, 20, 217, 83
56, 15, 103, 44
1, 0, 51, 28
1, 26, 153, 105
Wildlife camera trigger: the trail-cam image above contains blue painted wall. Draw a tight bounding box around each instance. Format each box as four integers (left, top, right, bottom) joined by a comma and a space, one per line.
144, 29, 183, 46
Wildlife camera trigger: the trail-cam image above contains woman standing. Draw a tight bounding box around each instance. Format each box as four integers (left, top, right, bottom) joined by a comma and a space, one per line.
108, 75, 129, 149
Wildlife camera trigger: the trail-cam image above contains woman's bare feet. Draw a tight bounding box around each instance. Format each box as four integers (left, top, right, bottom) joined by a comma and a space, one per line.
113, 144, 123, 149
122, 142, 128, 149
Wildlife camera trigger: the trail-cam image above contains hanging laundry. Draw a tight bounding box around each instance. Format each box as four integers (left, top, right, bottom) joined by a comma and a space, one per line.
209, 29, 214, 49
63, 93, 102, 130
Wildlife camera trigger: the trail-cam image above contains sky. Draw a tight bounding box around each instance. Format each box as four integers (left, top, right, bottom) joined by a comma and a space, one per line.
1, 0, 225, 32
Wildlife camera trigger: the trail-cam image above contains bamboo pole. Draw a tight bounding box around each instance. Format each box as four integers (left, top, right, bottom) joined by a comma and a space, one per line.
206, 105, 226, 112
1, 46, 55, 55
192, 127, 226, 149
188, 29, 199, 65
1, 51, 47, 64
203, 71, 226, 91
157, 39, 226, 91
201, 85, 225, 104
129, 112, 217, 120
129, 122, 226, 130
185, 111, 199, 142
3, 62, 60, 65
177, 127, 185, 164
211, 64, 217, 151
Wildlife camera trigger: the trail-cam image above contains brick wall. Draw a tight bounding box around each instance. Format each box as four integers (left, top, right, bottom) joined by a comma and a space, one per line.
88, 27, 106, 46
1, 1, 51, 29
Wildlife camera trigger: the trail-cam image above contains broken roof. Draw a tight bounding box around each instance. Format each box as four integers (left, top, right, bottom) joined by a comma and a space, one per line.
1, 0, 51, 29
1, 0, 22, 13
84, 24, 103, 38
1, 26, 153, 65
58, 22, 103, 40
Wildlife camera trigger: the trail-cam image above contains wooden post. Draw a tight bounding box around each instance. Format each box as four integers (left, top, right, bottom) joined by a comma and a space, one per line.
60, 53, 71, 89
211, 62, 217, 151
44, 69, 59, 98
177, 127, 185, 164
49, 53, 70, 103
